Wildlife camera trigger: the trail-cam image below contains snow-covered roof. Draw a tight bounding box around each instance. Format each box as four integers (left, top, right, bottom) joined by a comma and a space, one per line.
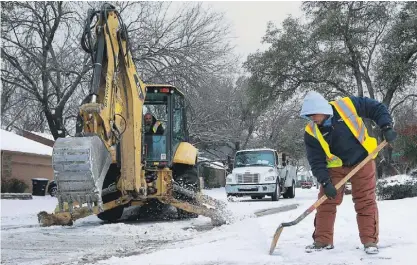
206, 163, 225, 170
198, 156, 226, 170
0, 129, 53, 156
29, 131, 54, 141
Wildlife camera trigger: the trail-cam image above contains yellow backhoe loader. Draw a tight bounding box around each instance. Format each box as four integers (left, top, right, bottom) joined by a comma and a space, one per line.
37, 3, 230, 227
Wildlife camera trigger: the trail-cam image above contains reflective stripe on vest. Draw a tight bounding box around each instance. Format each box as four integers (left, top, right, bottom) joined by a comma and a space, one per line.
305, 122, 343, 168
329, 97, 377, 158
153, 121, 161, 133
305, 97, 378, 168
330, 98, 365, 143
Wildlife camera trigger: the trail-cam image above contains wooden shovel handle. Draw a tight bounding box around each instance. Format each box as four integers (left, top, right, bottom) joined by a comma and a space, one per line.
312, 140, 388, 209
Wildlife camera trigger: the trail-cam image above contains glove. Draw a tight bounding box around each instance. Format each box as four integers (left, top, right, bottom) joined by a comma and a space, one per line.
381, 125, 397, 143
322, 180, 337, 199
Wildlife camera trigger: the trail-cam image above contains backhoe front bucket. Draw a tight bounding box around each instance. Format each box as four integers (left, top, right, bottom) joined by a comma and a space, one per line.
52, 136, 112, 213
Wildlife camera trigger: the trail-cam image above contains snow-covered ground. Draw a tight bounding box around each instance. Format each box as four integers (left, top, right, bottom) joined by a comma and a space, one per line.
1, 187, 416, 265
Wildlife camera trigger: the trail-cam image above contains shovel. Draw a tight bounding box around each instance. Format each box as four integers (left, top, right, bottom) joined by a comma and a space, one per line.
269, 140, 388, 255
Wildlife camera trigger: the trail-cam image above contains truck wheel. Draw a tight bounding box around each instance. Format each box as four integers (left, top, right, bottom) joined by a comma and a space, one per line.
271, 183, 280, 201
227, 194, 236, 202
283, 181, 295, 199
175, 167, 199, 219
49, 185, 57, 197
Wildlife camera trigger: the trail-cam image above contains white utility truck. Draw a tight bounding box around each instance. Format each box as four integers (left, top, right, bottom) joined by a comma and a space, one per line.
225, 148, 296, 201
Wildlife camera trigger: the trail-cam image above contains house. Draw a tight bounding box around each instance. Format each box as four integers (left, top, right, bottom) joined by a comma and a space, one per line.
1, 129, 54, 193
198, 156, 227, 188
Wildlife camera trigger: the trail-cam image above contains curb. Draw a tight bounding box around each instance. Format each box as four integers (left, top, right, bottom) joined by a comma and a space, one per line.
254, 204, 299, 217
1, 193, 33, 200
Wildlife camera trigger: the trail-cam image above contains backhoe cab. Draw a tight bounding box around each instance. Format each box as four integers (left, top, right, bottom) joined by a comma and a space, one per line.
142, 85, 194, 172
37, 4, 229, 227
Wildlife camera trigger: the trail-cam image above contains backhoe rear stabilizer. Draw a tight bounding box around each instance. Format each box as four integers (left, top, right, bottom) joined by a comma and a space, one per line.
37, 189, 233, 227
37, 195, 132, 227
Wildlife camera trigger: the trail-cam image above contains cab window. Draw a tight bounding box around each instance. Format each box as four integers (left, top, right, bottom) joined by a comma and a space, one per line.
173, 93, 186, 146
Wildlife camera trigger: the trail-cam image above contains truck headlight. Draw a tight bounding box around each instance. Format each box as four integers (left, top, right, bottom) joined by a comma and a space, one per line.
265, 176, 275, 181
226, 177, 233, 183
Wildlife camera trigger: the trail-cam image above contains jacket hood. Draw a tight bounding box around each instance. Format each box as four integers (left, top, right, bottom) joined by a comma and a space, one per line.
300, 91, 333, 120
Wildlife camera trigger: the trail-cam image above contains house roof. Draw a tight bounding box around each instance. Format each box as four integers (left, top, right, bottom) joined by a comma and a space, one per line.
198, 157, 226, 170
29, 131, 54, 141
0, 129, 53, 156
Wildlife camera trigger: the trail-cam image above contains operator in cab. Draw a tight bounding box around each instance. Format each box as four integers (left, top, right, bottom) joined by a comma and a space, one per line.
144, 112, 164, 135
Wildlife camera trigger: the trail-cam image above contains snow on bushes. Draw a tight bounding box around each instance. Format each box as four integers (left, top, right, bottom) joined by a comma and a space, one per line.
377, 174, 417, 200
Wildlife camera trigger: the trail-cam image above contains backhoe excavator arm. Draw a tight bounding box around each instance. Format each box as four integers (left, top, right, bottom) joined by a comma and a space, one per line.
50, 4, 147, 215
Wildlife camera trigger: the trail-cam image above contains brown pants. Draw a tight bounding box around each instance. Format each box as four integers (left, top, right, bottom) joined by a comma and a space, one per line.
313, 160, 379, 245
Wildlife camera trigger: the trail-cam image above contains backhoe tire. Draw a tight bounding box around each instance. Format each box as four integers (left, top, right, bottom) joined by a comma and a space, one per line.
97, 164, 124, 222
97, 206, 124, 222
175, 167, 200, 219
137, 199, 167, 220
176, 167, 200, 192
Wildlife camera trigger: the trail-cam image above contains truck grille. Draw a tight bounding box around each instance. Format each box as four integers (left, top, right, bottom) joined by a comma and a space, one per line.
236, 173, 260, 183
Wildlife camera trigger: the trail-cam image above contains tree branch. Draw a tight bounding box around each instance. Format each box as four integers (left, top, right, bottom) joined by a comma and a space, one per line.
390, 94, 417, 115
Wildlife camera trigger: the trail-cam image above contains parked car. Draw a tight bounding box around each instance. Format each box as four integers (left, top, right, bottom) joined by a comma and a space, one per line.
47, 180, 57, 197
344, 182, 352, 195
301, 181, 313, 189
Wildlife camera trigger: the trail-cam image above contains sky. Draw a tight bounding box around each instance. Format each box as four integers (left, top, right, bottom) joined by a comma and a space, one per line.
202, 1, 303, 63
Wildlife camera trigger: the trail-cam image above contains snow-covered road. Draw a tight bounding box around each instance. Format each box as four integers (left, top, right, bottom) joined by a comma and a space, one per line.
1, 187, 416, 265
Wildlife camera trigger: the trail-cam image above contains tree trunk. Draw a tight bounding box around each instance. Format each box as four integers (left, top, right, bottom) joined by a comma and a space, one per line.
44, 107, 65, 140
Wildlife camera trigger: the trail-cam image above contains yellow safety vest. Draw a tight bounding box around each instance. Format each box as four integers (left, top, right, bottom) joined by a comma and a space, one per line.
152, 121, 161, 133
305, 97, 378, 168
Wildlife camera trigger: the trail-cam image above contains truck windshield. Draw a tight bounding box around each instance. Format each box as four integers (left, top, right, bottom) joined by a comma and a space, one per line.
234, 150, 275, 168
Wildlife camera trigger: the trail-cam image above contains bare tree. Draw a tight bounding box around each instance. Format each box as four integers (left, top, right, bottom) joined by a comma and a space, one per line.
1, 2, 90, 139
187, 77, 242, 147
126, 2, 238, 93
2, 1, 238, 142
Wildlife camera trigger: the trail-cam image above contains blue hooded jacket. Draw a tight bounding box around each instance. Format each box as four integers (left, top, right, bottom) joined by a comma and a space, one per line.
300, 91, 334, 120
300, 91, 392, 185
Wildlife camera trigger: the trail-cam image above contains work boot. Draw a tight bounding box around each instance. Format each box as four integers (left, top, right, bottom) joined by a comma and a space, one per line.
364, 242, 379, 254
305, 242, 334, 253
